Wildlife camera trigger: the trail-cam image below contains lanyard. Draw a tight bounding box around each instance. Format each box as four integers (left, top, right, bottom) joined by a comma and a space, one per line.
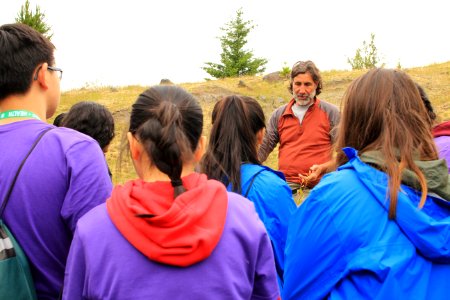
0, 110, 40, 121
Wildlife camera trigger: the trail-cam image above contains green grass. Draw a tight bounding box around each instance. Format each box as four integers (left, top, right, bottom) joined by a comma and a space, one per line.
52, 61, 450, 184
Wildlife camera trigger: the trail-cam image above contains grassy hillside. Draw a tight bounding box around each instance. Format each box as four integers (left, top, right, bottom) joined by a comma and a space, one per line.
53, 62, 450, 184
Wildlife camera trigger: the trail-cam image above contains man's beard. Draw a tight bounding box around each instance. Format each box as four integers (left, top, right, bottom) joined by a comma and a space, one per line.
294, 89, 316, 106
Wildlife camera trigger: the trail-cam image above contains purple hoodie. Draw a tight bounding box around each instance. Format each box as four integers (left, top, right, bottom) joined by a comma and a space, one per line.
63, 181, 279, 300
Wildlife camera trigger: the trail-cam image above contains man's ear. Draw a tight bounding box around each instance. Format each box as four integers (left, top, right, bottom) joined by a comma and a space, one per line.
194, 136, 206, 162
314, 81, 319, 90
127, 132, 141, 161
35, 63, 49, 90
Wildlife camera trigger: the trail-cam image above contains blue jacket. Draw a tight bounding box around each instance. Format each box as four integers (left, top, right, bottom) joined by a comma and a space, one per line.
283, 148, 450, 299
227, 164, 296, 287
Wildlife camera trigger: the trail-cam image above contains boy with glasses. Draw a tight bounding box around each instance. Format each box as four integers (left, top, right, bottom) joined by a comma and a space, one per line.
0, 23, 112, 298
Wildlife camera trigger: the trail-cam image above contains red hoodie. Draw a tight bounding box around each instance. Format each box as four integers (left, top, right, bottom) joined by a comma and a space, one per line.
106, 173, 228, 267
432, 120, 450, 138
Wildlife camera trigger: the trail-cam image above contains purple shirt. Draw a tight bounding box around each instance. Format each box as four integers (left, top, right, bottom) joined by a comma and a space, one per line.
63, 192, 279, 299
0, 120, 113, 299
434, 136, 450, 173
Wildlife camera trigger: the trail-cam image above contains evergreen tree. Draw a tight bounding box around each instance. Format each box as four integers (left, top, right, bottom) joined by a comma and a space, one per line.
280, 62, 291, 79
15, 0, 53, 40
203, 9, 267, 79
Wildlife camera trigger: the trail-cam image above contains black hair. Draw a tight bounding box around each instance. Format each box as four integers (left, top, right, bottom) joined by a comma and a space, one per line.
61, 101, 115, 150
416, 83, 436, 124
53, 112, 66, 126
0, 23, 55, 100
201, 95, 265, 193
129, 85, 203, 197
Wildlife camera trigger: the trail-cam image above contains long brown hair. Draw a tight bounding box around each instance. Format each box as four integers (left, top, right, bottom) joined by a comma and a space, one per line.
201, 95, 265, 193
335, 68, 438, 219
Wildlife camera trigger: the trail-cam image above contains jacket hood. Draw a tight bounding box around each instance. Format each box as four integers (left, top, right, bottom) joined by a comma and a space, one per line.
106, 173, 228, 267
340, 148, 450, 263
433, 120, 450, 138
359, 150, 450, 201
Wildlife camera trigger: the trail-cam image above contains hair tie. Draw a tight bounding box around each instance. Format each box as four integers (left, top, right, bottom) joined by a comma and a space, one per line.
171, 178, 183, 187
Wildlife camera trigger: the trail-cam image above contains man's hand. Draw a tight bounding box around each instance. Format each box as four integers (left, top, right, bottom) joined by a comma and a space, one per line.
299, 164, 324, 186
298, 158, 337, 187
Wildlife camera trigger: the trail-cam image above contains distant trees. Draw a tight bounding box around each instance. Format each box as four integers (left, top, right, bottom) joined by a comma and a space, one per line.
347, 33, 381, 70
16, 0, 53, 40
203, 8, 268, 79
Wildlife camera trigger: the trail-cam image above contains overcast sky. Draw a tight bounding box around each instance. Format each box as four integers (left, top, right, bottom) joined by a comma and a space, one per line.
1, 0, 449, 91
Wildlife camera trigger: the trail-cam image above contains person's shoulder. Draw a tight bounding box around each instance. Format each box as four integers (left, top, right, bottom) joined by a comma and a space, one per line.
249, 166, 296, 209
226, 192, 263, 222
241, 164, 285, 185
317, 98, 339, 112
48, 126, 104, 156
296, 168, 371, 238
227, 191, 254, 211
258, 165, 286, 180
308, 167, 364, 206
73, 203, 122, 248
225, 191, 268, 234
255, 166, 289, 189
1, 121, 95, 148
50, 126, 96, 144
241, 163, 265, 176
435, 135, 450, 144
272, 100, 291, 117
76, 203, 109, 232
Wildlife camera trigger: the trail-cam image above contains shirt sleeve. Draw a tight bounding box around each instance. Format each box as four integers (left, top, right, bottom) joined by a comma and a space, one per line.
328, 106, 341, 143
258, 109, 281, 163
60, 140, 113, 232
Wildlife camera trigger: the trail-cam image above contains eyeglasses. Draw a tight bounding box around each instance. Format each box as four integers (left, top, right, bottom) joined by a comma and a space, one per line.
47, 66, 63, 80
34, 65, 63, 80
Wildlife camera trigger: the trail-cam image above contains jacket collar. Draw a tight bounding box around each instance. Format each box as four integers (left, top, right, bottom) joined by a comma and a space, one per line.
283, 97, 319, 117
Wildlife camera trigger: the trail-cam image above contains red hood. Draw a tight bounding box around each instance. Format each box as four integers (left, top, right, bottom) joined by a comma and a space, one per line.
432, 120, 450, 138
106, 173, 228, 267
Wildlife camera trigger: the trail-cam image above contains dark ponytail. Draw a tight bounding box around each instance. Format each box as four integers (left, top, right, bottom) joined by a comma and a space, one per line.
201, 95, 265, 193
129, 86, 203, 198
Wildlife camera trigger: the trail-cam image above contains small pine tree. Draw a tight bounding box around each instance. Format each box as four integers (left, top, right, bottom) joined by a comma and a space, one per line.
347, 33, 381, 70
15, 0, 53, 40
203, 8, 268, 79
280, 62, 291, 79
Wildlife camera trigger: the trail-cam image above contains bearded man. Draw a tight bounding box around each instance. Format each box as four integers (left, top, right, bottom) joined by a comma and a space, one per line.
258, 61, 340, 195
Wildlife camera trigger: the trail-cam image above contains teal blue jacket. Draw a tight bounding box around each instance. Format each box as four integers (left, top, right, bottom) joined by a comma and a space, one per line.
283, 148, 450, 299
227, 164, 296, 288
